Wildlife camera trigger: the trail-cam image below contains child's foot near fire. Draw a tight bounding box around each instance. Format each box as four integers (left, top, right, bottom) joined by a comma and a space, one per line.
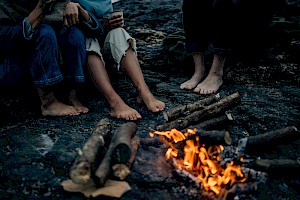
137, 92, 165, 112
110, 98, 142, 121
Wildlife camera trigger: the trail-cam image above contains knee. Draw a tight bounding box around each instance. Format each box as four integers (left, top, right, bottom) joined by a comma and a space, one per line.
65, 27, 85, 49
34, 24, 57, 46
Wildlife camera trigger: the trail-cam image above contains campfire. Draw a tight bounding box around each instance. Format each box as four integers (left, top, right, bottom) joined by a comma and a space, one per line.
60, 92, 299, 199
149, 128, 246, 196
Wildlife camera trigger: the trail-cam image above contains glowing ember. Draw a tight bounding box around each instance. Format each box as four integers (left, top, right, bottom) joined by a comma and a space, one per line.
150, 128, 246, 195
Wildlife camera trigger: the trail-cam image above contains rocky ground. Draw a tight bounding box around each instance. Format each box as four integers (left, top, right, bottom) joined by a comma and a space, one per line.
1, 0, 300, 199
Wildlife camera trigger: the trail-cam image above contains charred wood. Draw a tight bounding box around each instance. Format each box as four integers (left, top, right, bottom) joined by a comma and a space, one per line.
245, 126, 299, 153
253, 159, 300, 174
95, 122, 137, 187
112, 136, 140, 180
190, 113, 233, 131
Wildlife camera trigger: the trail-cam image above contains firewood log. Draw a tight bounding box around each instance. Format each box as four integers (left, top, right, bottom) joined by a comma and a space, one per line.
163, 93, 221, 121
245, 126, 299, 153
156, 92, 241, 131
112, 136, 140, 180
191, 113, 233, 131
253, 159, 300, 174
95, 122, 137, 187
69, 118, 112, 184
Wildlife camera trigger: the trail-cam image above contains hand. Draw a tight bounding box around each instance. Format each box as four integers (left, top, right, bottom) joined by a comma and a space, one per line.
63, 2, 90, 27
106, 14, 124, 31
63, 2, 80, 27
38, 0, 57, 11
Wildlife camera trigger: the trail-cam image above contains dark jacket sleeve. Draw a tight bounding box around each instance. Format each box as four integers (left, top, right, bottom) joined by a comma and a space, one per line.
77, 11, 105, 39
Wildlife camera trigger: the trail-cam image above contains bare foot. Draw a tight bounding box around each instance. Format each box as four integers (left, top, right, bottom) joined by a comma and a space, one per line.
180, 74, 204, 90
41, 100, 80, 116
110, 99, 142, 120
138, 92, 165, 112
69, 98, 89, 114
193, 74, 223, 95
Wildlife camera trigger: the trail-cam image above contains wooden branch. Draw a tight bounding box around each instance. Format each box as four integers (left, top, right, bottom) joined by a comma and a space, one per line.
95, 122, 137, 187
156, 92, 241, 131
163, 93, 221, 121
112, 136, 140, 180
191, 113, 233, 131
245, 126, 299, 153
253, 159, 300, 174
69, 118, 112, 184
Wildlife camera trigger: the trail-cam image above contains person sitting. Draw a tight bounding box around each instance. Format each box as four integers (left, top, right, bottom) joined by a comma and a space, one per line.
64, 0, 165, 120
0, 0, 89, 116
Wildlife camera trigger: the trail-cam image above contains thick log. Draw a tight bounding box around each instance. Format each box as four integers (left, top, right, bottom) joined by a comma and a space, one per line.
95, 122, 137, 187
245, 126, 299, 153
147, 129, 231, 154
253, 159, 300, 174
69, 118, 112, 184
173, 130, 232, 153
156, 92, 241, 131
112, 136, 140, 180
163, 94, 221, 121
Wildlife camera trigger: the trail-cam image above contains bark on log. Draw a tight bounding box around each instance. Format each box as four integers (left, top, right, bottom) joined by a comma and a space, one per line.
245, 126, 299, 153
191, 114, 233, 131
173, 130, 232, 152
95, 122, 137, 187
69, 118, 112, 184
163, 93, 221, 121
253, 159, 300, 174
156, 92, 241, 131
112, 136, 140, 180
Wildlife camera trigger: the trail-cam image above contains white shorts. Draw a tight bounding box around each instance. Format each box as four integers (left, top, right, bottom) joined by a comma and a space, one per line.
85, 28, 137, 70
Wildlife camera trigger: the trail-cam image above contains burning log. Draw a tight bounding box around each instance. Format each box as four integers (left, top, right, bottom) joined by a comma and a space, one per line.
95, 122, 137, 187
156, 92, 241, 131
149, 129, 232, 152
163, 93, 221, 121
245, 126, 299, 153
112, 136, 140, 180
253, 159, 300, 174
69, 118, 112, 184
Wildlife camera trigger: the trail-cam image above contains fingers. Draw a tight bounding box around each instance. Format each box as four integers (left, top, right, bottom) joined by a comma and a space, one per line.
63, 2, 80, 27
108, 15, 124, 29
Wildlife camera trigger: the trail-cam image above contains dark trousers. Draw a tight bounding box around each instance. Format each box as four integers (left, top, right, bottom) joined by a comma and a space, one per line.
0, 24, 86, 88
182, 0, 238, 56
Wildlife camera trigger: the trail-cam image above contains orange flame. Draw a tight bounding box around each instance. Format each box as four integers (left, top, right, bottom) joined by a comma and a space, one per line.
150, 128, 246, 195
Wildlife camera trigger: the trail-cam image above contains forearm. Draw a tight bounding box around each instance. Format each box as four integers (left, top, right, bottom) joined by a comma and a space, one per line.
28, 2, 44, 30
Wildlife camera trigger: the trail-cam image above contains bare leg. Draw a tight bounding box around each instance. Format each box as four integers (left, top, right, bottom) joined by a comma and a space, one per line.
120, 47, 165, 112
180, 53, 205, 90
193, 54, 225, 95
87, 53, 142, 121
69, 89, 89, 113
37, 88, 80, 116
